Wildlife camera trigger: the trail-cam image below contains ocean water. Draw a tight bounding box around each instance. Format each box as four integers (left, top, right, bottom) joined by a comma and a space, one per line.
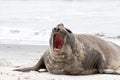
0, 0, 120, 44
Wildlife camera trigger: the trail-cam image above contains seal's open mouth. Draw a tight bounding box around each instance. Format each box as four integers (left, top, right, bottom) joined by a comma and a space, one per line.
53, 33, 64, 51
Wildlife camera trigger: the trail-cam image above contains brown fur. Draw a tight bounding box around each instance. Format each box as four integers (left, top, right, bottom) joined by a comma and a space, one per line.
14, 23, 120, 75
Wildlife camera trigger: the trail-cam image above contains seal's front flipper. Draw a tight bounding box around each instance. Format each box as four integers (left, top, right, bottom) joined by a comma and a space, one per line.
13, 54, 46, 72
102, 69, 120, 75
14, 67, 36, 72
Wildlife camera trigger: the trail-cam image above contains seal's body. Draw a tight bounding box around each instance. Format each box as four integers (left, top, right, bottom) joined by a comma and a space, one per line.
14, 24, 120, 75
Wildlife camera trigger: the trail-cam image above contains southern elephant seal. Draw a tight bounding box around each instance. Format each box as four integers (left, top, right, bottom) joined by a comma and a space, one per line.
14, 23, 120, 75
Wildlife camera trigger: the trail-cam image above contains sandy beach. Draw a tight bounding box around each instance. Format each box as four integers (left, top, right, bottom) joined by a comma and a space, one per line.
0, 37, 120, 80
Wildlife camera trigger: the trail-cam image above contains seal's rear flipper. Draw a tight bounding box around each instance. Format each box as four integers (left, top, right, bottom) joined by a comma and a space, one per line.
102, 69, 120, 75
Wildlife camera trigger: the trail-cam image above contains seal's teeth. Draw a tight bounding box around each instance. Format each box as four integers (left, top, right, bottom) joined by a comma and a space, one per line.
54, 48, 60, 51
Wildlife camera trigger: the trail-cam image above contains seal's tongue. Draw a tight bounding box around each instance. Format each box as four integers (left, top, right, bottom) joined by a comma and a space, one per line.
53, 34, 64, 50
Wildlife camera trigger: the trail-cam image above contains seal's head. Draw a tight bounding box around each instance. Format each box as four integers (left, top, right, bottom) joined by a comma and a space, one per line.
50, 23, 74, 54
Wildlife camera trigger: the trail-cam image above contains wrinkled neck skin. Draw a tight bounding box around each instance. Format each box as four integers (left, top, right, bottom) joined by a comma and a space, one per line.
47, 32, 85, 75
49, 32, 82, 62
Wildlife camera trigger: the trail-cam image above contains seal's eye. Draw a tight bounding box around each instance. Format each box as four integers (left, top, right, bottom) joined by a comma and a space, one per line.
65, 28, 72, 33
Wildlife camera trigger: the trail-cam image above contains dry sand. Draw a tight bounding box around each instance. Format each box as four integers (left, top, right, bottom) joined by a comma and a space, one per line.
0, 38, 120, 80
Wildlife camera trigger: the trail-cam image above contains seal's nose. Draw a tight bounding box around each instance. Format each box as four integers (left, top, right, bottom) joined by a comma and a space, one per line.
54, 27, 60, 32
